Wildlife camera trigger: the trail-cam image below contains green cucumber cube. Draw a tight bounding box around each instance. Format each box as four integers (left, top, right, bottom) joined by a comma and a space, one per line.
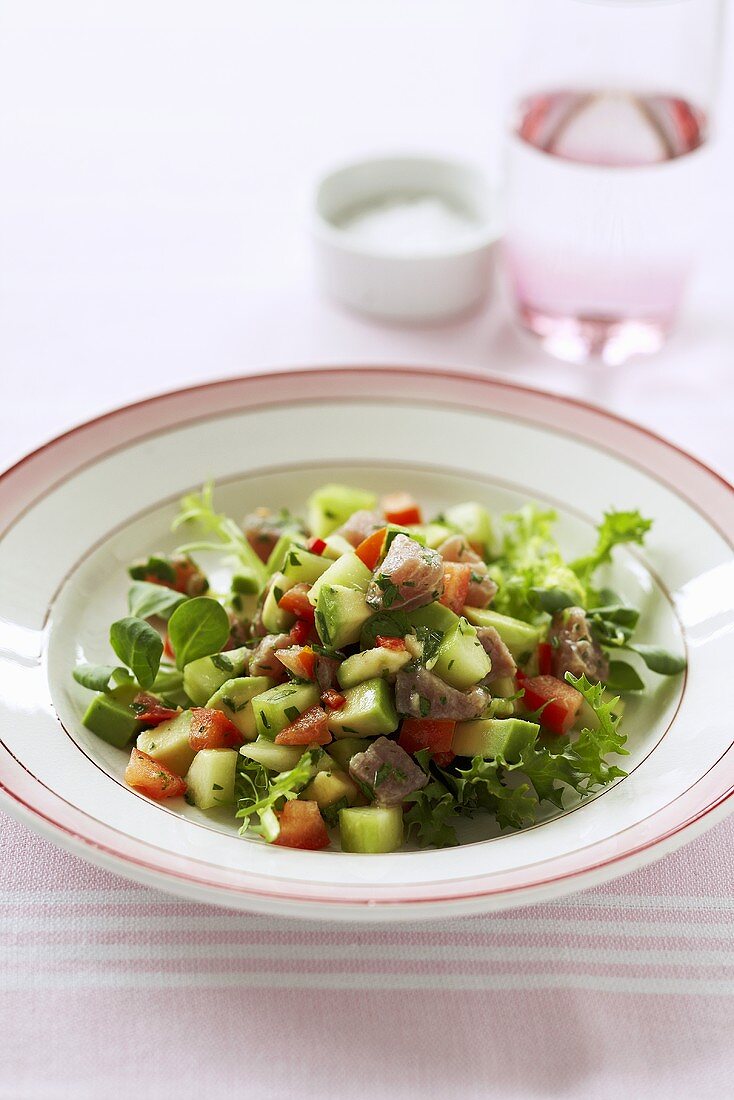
327, 678, 398, 739
462, 607, 544, 661
266, 533, 307, 575
308, 552, 372, 606
326, 737, 373, 772
185, 748, 238, 810
306, 484, 377, 539
82, 684, 142, 748
432, 617, 491, 690
251, 682, 320, 741
444, 501, 494, 554
321, 533, 355, 559
206, 675, 275, 739
240, 739, 308, 772
337, 646, 411, 689
452, 718, 539, 763
315, 585, 372, 649
281, 546, 331, 585
137, 711, 197, 776
261, 572, 295, 634
182, 646, 250, 706
301, 768, 360, 812
339, 805, 403, 853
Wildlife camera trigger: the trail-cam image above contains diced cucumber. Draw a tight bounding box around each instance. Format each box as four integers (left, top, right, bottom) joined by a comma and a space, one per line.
337, 646, 411, 689
137, 711, 197, 776
432, 617, 491, 691
266, 532, 307, 575
444, 501, 494, 554
281, 546, 331, 585
240, 739, 306, 772
327, 678, 398, 739
185, 748, 238, 810
409, 522, 453, 548
182, 646, 250, 706
339, 805, 403, 853
452, 718, 539, 762
252, 682, 321, 740
315, 585, 372, 649
82, 684, 142, 748
306, 484, 377, 539
206, 676, 275, 739
491, 675, 517, 698
326, 736, 373, 772
301, 768, 360, 812
383, 524, 425, 551
308, 552, 372, 606
261, 572, 295, 634
462, 607, 544, 660
407, 601, 460, 635
321, 533, 356, 559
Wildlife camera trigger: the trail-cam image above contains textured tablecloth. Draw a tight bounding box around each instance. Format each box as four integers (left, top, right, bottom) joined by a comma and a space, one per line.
1, 3, 733, 1097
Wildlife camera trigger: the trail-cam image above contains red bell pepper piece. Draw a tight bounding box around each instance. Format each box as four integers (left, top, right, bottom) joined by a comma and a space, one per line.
382, 493, 422, 526
537, 642, 553, 676
438, 561, 472, 615
308, 537, 327, 555
375, 635, 406, 651
398, 718, 456, 766
321, 688, 346, 710
519, 674, 583, 736
278, 582, 315, 622
354, 527, 388, 570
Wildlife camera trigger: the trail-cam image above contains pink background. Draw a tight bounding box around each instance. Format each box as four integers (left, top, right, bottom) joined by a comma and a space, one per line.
0, 3, 732, 1097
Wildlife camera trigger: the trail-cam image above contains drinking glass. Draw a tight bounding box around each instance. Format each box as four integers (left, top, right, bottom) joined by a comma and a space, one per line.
502, 0, 724, 365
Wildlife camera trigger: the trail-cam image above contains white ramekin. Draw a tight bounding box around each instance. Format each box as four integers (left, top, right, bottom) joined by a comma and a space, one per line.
311, 154, 499, 322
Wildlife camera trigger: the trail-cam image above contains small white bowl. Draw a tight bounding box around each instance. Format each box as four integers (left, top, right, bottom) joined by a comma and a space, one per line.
311, 154, 499, 322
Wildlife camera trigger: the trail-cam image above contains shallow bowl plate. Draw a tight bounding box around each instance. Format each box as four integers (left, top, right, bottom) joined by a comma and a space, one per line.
0, 367, 732, 920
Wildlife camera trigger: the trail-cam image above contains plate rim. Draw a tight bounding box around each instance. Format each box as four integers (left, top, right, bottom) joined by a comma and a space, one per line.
1, 364, 732, 917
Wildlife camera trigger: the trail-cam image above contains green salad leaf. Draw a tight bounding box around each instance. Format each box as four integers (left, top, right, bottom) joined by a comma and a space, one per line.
109, 617, 163, 690
72, 664, 132, 692
445, 756, 538, 830
235, 749, 321, 843
403, 751, 459, 848
128, 580, 188, 621
491, 505, 587, 621
624, 644, 686, 676
605, 660, 645, 693
167, 596, 230, 670
571, 510, 652, 584
172, 482, 269, 591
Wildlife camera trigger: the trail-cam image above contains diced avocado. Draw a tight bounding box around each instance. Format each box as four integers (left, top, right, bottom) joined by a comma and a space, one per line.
452, 718, 539, 762
339, 805, 403, 853
462, 607, 544, 660
281, 546, 331, 586
206, 676, 274, 739
410, 522, 453, 549
137, 711, 197, 776
337, 646, 411, 689
252, 681, 321, 740
444, 501, 494, 554
306, 484, 377, 539
407, 601, 460, 635
266, 532, 307, 575
315, 585, 372, 649
328, 678, 398, 739
321, 533, 355, 559
301, 768, 360, 812
82, 684, 142, 748
308, 552, 372, 606
326, 736, 373, 772
240, 739, 306, 772
182, 646, 250, 706
261, 572, 295, 634
432, 617, 491, 691
185, 748, 238, 810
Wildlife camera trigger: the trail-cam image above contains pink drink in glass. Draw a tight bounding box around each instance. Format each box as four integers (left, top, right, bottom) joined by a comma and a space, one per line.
503, 90, 708, 364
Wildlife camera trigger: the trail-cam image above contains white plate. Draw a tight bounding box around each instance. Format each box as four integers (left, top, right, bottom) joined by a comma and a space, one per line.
0, 367, 732, 920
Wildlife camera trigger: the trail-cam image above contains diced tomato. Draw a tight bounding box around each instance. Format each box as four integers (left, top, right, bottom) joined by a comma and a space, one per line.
354, 526, 388, 570
125, 748, 187, 800
188, 707, 243, 750
274, 799, 331, 850
519, 674, 583, 736
278, 582, 315, 622
299, 646, 318, 681
399, 717, 456, 758
438, 561, 472, 615
382, 493, 422, 527
308, 537, 327, 555
321, 688, 346, 710
375, 635, 406, 651
289, 618, 317, 646
537, 642, 553, 676
132, 692, 180, 727
172, 559, 198, 594
274, 705, 332, 746
163, 633, 175, 662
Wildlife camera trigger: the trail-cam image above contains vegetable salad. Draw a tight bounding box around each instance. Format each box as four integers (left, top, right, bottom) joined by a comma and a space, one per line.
73, 483, 685, 853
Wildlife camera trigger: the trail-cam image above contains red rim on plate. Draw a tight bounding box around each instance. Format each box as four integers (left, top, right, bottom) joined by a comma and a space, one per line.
0, 366, 732, 915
